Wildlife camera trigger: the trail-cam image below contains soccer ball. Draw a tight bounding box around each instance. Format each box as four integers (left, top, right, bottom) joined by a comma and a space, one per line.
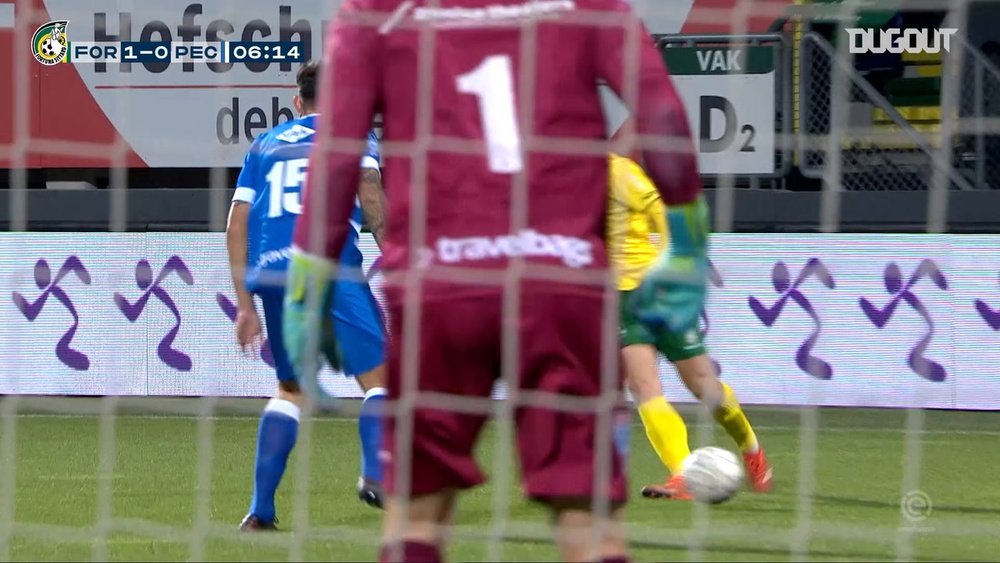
40, 37, 61, 58
680, 447, 745, 504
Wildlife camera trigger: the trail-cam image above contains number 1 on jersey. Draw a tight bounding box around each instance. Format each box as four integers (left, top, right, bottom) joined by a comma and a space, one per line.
456, 55, 523, 174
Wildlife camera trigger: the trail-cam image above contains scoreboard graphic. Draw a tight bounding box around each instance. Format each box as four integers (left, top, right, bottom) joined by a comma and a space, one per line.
33, 20, 305, 65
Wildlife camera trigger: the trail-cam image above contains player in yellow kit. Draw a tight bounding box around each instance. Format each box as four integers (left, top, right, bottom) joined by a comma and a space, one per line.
608, 153, 773, 499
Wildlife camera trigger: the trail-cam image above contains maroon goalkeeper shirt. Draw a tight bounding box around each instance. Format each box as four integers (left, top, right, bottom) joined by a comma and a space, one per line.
293, 0, 701, 285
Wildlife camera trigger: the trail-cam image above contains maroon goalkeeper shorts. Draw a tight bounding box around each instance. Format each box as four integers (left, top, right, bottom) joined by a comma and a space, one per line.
381, 282, 627, 504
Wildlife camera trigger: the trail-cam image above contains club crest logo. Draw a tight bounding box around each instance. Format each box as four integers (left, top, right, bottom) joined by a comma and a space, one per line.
32, 20, 69, 66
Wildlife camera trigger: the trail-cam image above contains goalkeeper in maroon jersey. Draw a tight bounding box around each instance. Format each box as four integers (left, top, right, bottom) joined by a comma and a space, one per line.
283, 1, 709, 561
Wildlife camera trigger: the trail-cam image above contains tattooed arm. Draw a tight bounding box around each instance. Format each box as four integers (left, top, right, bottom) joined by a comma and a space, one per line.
358, 166, 386, 249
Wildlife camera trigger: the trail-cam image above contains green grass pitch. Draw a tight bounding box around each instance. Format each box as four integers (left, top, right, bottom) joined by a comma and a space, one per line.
3, 401, 999, 561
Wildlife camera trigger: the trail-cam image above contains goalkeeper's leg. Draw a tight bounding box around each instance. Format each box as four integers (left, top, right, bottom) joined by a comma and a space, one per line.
378, 293, 496, 562
380, 491, 630, 563
517, 287, 630, 562
381, 491, 456, 563
551, 501, 629, 563
378, 287, 630, 562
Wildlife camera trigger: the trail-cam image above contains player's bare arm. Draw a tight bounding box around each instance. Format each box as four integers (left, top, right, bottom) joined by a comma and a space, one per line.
358, 167, 386, 249
225, 201, 261, 351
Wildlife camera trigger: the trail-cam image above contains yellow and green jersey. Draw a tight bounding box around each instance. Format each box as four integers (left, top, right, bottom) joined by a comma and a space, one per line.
606, 153, 668, 291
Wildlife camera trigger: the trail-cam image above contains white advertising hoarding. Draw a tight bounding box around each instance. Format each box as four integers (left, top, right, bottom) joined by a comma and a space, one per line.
1, 233, 999, 409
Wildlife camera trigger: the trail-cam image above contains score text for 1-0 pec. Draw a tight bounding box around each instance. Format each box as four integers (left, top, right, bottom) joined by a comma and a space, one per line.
66, 41, 304, 65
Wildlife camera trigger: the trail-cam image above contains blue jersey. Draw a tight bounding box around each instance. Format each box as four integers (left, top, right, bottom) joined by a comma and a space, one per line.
234, 116, 380, 293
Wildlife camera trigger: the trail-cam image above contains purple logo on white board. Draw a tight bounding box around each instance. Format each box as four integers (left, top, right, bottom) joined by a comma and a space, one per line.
12, 257, 92, 371
114, 257, 194, 371
974, 274, 1000, 330
748, 258, 836, 379
860, 260, 948, 382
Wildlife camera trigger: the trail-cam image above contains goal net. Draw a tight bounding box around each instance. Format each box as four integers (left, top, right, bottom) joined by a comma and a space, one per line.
2, 0, 1000, 561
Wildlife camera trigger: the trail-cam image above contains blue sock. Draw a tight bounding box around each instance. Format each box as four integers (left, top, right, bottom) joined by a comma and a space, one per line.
359, 387, 386, 483
249, 398, 300, 522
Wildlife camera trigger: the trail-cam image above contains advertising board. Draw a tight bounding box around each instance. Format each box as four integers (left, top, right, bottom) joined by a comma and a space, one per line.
3, 232, 998, 410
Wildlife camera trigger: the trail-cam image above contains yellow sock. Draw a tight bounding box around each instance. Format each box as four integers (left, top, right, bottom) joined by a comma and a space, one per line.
713, 382, 759, 453
637, 396, 691, 475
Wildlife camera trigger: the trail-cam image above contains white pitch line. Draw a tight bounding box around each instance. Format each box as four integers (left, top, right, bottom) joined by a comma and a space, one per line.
12, 413, 1000, 436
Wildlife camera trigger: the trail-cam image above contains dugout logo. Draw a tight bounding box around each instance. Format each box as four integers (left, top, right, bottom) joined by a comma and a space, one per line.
845, 28, 957, 55
32, 20, 70, 65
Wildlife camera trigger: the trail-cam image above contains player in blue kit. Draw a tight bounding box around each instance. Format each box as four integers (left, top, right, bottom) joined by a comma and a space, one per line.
225, 61, 388, 531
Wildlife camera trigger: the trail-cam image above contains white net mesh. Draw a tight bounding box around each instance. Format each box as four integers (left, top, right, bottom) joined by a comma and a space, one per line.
4, 0, 1000, 561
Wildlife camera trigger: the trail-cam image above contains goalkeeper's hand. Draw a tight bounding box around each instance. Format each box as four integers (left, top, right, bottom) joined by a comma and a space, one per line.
635, 197, 711, 334
283, 250, 343, 383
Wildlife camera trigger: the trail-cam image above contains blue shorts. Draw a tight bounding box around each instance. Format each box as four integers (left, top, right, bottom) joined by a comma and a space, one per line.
259, 278, 386, 382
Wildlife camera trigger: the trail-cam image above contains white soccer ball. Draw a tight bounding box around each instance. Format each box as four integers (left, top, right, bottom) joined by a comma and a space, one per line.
680, 447, 745, 504
40, 37, 61, 57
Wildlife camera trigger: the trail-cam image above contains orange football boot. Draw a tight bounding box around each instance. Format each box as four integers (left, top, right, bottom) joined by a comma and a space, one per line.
743, 447, 773, 492
640, 474, 693, 500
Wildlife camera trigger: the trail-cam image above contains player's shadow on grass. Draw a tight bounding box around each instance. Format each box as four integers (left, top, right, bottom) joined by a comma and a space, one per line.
724, 503, 794, 515
630, 539, 878, 560
507, 534, 880, 560
813, 494, 1000, 516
